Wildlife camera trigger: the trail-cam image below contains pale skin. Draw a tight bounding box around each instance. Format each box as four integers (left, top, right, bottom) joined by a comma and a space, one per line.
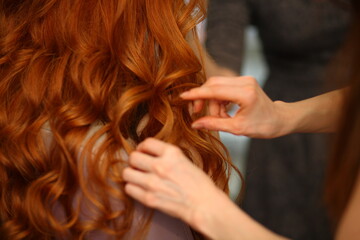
123, 138, 360, 240
184, 76, 345, 138
123, 138, 288, 240
122, 76, 355, 239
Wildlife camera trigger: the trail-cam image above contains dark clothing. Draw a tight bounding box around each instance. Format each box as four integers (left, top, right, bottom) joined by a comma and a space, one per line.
206, 1, 349, 239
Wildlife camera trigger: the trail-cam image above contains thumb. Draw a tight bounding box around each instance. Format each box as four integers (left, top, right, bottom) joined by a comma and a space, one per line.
192, 116, 241, 135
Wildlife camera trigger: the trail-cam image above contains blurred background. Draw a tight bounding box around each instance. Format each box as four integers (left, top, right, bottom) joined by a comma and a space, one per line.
196, 2, 350, 239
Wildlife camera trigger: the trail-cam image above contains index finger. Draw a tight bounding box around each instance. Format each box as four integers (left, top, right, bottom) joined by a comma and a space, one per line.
137, 138, 170, 157
180, 85, 243, 104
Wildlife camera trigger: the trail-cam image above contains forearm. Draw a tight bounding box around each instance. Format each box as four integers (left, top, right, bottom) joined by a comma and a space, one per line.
276, 88, 345, 135
196, 188, 288, 240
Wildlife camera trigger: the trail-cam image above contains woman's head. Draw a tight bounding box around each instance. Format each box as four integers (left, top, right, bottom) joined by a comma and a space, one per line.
0, 0, 233, 239
0, 0, 207, 135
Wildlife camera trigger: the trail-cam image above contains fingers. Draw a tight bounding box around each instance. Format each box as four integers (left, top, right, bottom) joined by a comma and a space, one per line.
123, 162, 189, 220
193, 100, 204, 113
209, 100, 221, 116
180, 76, 259, 105
129, 146, 172, 177
124, 182, 188, 221
123, 167, 179, 196
192, 116, 241, 135
136, 138, 169, 156
123, 167, 152, 188
124, 183, 149, 204
128, 151, 155, 172
130, 139, 185, 177
181, 85, 241, 103
123, 138, 212, 228
220, 103, 231, 118
209, 100, 231, 117
179, 76, 265, 135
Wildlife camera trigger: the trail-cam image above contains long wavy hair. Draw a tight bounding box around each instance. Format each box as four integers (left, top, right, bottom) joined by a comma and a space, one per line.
0, 0, 236, 239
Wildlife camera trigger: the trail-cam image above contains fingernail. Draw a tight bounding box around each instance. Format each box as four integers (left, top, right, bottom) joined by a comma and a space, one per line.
191, 122, 203, 129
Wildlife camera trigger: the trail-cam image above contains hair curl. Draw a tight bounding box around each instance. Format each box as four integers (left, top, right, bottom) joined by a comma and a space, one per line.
0, 0, 237, 239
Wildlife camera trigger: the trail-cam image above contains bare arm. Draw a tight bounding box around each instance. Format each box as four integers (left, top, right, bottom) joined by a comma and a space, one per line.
276, 89, 345, 135
123, 138, 288, 240
180, 76, 345, 138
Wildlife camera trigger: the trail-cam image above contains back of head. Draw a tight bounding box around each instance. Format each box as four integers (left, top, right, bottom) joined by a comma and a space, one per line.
0, 0, 232, 239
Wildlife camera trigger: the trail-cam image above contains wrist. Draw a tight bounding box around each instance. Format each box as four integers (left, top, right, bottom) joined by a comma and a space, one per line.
276, 90, 344, 134
190, 187, 232, 239
273, 100, 297, 137
191, 187, 289, 240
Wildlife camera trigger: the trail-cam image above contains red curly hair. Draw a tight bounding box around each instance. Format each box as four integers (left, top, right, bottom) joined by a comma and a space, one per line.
0, 0, 237, 239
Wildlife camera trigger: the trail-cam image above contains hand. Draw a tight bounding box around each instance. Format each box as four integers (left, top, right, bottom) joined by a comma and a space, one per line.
181, 76, 291, 138
122, 138, 230, 237
123, 138, 288, 240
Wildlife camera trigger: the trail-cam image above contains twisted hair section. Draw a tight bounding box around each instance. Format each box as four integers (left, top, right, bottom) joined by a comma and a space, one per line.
0, 0, 238, 239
